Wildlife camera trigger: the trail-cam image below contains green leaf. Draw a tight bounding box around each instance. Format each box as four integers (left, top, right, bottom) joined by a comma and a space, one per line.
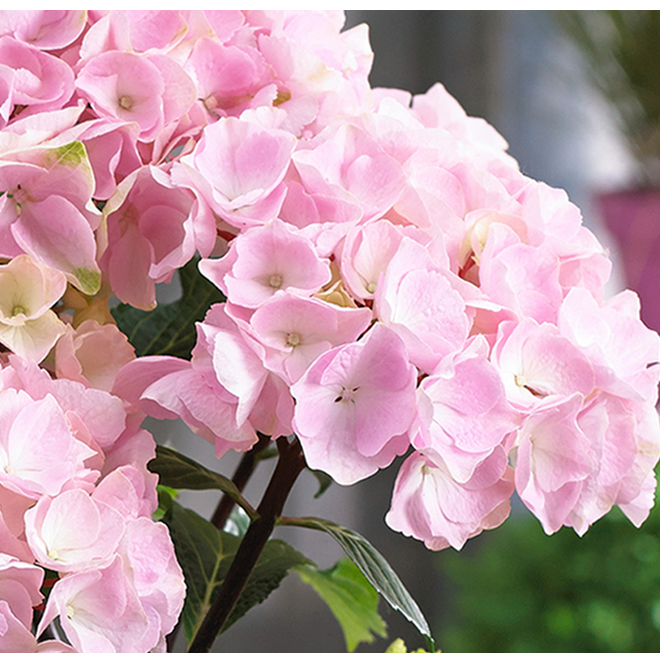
295, 558, 387, 651
310, 468, 333, 498
279, 516, 434, 646
162, 501, 309, 645
162, 500, 235, 642
224, 538, 310, 632
153, 484, 178, 521
148, 446, 256, 519
223, 507, 251, 537
112, 256, 225, 359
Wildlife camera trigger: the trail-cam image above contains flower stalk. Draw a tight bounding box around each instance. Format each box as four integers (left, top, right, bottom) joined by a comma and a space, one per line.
210, 432, 272, 530
188, 435, 307, 653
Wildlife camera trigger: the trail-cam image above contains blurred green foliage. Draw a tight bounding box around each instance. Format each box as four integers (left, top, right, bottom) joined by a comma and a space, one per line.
437, 497, 660, 652
560, 11, 660, 185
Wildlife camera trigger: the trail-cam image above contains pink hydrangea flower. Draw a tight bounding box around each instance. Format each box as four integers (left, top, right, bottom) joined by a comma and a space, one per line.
249, 291, 372, 384
175, 112, 296, 228
200, 219, 331, 308
0, 36, 75, 117
0, 11, 87, 51
76, 50, 195, 143
37, 555, 152, 653
414, 337, 519, 483
386, 448, 514, 551
0, 390, 97, 499
24, 488, 125, 572
100, 166, 202, 310
292, 323, 417, 485
0, 141, 101, 295
55, 319, 135, 392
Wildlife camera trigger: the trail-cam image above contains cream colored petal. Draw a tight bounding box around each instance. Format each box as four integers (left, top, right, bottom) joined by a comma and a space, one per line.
0, 312, 66, 363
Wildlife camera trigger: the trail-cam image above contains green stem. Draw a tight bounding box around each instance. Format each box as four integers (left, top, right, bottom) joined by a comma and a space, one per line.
187, 436, 307, 653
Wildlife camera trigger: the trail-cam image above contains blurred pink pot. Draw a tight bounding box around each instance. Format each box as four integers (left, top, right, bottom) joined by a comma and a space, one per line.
598, 189, 660, 333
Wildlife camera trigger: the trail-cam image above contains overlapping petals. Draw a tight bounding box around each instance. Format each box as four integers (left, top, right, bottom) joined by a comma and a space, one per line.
1, 9, 659, 652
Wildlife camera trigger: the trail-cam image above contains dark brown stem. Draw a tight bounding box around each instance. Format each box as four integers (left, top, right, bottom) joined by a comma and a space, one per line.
166, 432, 272, 651
211, 432, 271, 530
187, 436, 306, 653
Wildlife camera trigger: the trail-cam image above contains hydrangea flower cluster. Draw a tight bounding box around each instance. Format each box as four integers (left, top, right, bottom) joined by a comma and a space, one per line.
1, 9, 659, 652
0, 355, 184, 652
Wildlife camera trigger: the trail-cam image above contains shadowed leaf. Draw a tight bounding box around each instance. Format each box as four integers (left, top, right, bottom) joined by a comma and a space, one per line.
112, 256, 224, 359
148, 446, 256, 518
162, 501, 309, 645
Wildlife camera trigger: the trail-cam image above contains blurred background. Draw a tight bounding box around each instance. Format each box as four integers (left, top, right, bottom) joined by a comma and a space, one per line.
167, 11, 660, 652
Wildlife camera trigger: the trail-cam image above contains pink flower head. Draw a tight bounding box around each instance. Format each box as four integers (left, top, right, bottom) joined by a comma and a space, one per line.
200, 219, 331, 308
101, 166, 200, 310
0, 390, 97, 499
292, 323, 417, 485
558, 287, 660, 403
0, 36, 75, 116
0, 601, 38, 652
513, 395, 597, 534
375, 237, 474, 373
0, 11, 87, 51
386, 448, 514, 551
567, 392, 660, 534
118, 518, 185, 647
0, 143, 101, 295
176, 112, 296, 228
185, 37, 270, 116
93, 465, 157, 521
37, 555, 151, 653
194, 303, 296, 441
76, 50, 195, 142
0, 553, 43, 628
55, 319, 135, 392
338, 218, 412, 302
113, 354, 258, 458
74, 118, 141, 200
292, 123, 406, 224
249, 291, 372, 384
492, 318, 596, 412
24, 488, 125, 572
415, 338, 519, 483
123, 10, 188, 52
477, 222, 564, 324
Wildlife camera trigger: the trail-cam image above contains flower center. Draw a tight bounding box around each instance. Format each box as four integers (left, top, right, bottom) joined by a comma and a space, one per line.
514, 374, 546, 398
334, 386, 359, 403
274, 89, 292, 106
11, 305, 25, 317
366, 282, 377, 294
286, 332, 301, 347
118, 95, 134, 110
204, 95, 219, 111
8, 183, 27, 206
269, 274, 283, 289
514, 374, 526, 388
